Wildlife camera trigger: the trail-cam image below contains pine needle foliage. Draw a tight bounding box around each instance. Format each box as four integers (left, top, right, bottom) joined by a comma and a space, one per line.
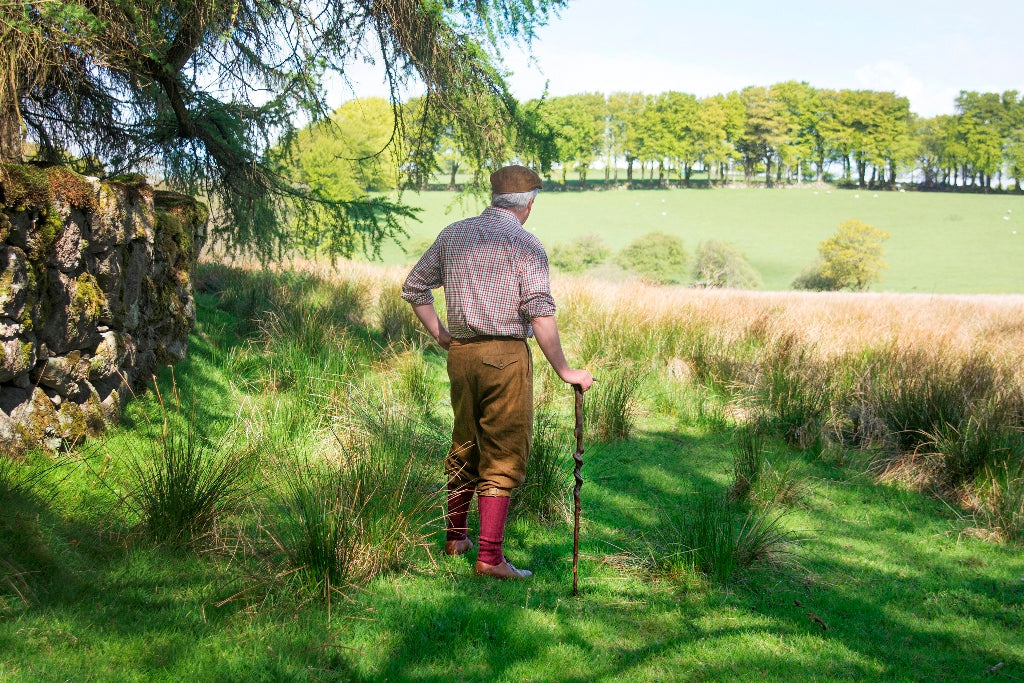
1, 0, 566, 259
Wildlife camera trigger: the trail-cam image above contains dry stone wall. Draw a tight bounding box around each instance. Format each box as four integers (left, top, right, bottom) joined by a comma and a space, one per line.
0, 165, 207, 454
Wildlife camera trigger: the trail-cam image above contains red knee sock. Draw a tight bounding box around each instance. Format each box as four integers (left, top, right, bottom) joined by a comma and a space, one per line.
445, 487, 474, 542
477, 495, 510, 566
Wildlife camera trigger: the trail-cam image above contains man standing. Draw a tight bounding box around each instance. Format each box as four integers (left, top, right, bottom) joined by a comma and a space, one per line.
402, 165, 594, 580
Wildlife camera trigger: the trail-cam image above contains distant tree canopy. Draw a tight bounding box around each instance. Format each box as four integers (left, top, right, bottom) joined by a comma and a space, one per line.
409, 85, 1024, 193
0, 0, 566, 259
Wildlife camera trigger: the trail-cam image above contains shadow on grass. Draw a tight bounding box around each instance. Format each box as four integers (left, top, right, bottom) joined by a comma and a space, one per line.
344, 428, 1022, 682
3, 265, 1021, 681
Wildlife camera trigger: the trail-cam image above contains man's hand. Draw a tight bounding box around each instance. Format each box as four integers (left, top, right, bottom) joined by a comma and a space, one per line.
436, 327, 452, 351
560, 368, 594, 392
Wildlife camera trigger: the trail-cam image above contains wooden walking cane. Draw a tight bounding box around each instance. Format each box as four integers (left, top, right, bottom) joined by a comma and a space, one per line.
572, 383, 584, 596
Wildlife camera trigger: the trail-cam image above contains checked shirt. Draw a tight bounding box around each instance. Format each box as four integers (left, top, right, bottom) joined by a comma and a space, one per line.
401, 206, 555, 339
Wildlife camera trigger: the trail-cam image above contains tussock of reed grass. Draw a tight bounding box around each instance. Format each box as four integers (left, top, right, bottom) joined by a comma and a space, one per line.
199, 258, 1024, 543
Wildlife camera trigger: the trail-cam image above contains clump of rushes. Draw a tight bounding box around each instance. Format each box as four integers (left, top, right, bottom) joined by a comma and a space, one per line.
262, 389, 445, 598
730, 421, 766, 502
978, 459, 1024, 544
388, 349, 438, 412
511, 400, 570, 524
378, 282, 426, 346
264, 419, 442, 597
586, 364, 646, 441
122, 394, 256, 549
749, 333, 834, 448
651, 489, 801, 583
864, 347, 995, 453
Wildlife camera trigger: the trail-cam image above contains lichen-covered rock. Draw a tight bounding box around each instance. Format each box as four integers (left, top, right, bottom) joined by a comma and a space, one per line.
1, 166, 205, 454
49, 205, 88, 273
36, 350, 89, 396
122, 240, 152, 330
8, 387, 59, 448
37, 271, 105, 355
0, 245, 29, 320
0, 336, 36, 383
0, 319, 21, 337
0, 408, 22, 455
89, 330, 127, 381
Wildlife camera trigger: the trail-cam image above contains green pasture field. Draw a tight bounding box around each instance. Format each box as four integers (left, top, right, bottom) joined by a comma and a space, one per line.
376, 187, 1024, 294
2, 266, 1022, 682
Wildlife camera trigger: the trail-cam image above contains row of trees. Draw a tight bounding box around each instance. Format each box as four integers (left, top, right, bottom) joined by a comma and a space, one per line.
400, 85, 1024, 192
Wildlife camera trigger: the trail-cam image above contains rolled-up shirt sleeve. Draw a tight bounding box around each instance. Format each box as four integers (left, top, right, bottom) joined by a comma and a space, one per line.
519, 244, 556, 321
402, 239, 443, 306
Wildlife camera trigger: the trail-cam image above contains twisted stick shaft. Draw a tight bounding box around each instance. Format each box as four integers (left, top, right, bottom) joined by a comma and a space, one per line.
572, 384, 584, 596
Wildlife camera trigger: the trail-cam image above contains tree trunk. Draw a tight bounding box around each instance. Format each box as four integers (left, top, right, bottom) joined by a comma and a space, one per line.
448, 162, 459, 190
0, 103, 23, 162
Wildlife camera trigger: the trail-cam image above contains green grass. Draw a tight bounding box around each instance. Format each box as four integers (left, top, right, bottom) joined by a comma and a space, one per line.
379, 188, 1024, 293
1, 266, 1022, 681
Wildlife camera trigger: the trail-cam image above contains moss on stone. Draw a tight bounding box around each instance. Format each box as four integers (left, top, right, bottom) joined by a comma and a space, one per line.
71, 273, 105, 321
16, 389, 57, 446
0, 264, 14, 309
155, 191, 208, 257
107, 174, 154, 200
155, 209, 188, 260
1, 164, 52, 209
45, 167, 97, 211
57, 401, 88, 446
1, 165, 97, 213
29, 205, 63, 262
20, 262, 39, 331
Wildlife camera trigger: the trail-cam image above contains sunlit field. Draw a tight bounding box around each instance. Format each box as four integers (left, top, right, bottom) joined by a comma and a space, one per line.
3, 258, 1021, 681
374, 187, 1024, 294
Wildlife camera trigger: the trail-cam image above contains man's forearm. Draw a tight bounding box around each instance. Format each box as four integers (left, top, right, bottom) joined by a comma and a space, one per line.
532, 316, 593, 390
531, 315, 570, 376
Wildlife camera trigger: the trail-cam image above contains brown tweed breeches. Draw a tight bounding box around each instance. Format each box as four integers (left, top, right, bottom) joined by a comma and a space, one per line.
445, 337, 533, 497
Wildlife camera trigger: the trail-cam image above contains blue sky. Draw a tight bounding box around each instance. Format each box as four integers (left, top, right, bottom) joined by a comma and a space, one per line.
496, 0, 1023, 116
334, 0, 1022, 117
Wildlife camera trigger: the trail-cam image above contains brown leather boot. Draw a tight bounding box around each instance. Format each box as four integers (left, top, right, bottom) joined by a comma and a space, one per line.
474, 558, 533, 579
444, 538, 474, 556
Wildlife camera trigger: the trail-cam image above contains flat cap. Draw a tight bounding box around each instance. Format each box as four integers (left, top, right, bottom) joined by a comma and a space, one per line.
490, 165, 542, 194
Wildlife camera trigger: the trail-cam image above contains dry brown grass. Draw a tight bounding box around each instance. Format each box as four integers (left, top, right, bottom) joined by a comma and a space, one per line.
552, 277, 1024, 361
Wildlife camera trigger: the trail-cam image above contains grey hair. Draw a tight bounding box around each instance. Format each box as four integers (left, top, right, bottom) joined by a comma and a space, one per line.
491, 188, 539, 210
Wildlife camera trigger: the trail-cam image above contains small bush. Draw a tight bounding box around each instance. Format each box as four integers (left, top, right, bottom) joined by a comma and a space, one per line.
690, 240, 762, 289
794, 219, 889, 291
549, 234, 611, 274
791, 258, 841, 291
615, 231, 688, 284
